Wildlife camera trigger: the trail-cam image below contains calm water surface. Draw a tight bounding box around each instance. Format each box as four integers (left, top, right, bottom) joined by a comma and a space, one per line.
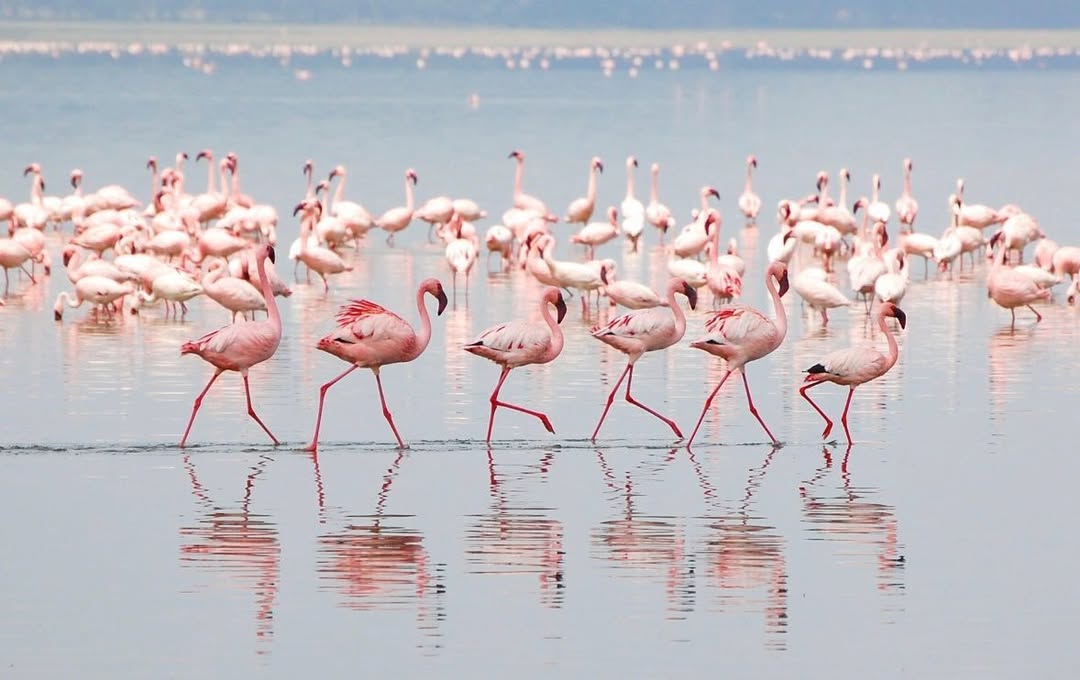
1, 56, 1079, 678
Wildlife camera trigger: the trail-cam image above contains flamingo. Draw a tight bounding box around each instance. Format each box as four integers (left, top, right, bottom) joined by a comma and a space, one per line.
816, 169, 856, 235
565, 156, 603, 226
686, 261, 790, 447
868, 174, 890, 224
327, 164, 376, 239
874, 250, 909, 305
306, 278, 448, 450
53, 276, 135, 320
464, 286, 567, 444
590, 278, 697, 440
415, 195, 455, 241
798, 302, 907, 442
292, 199, 353, 293
541, 237, 606, 305
484, 224, 514, 270
444, 214, 479, 302
737, 155, 761, 225
452, 198, 486, 222
600, 268, 665, 309
570, 205, 619, 259
0, 238, 39, 294
987, 231, 1051, 327
955, 179, 1005, 230
224, 152, 254, 209
178, 244, 281, 447
895, 158, 919, 229
620, 156, 645, 250
138, 270, 204, 318
377, 168, 418, 245
202, 258, 267, 322
645, 162, 676, 242
792, 267, 852, 326
508, 150, 552, 218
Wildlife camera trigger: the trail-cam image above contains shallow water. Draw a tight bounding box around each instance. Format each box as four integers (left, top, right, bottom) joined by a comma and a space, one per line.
1, 56, 1080, 678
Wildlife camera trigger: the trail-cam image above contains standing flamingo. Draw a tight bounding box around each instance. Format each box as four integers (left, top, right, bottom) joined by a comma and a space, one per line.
737, 154, 761, 225
798, 302, 907, 442
565, 156, 603, 226
465, 287, 567, 444
306, 278, 448, 450
179, 244, 281, 447
894, 158, 919, 229
686, 261, 790, 447
508, 150, 552, 218
377, 168, 418, 245
645, 162, 676, 242
590, 278, 697, 440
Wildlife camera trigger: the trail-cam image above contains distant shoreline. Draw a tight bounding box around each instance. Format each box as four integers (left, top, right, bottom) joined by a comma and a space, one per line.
1, 21, 1079, 50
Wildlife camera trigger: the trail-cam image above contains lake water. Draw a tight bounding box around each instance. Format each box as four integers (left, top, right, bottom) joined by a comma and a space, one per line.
1, 52, 1079, 678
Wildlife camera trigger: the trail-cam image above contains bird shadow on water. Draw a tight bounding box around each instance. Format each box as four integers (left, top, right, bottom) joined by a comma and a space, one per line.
799, 444, 906, 612
179, 453, 279, 654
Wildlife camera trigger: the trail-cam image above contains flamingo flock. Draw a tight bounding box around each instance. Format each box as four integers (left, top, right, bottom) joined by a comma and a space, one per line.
1, 150, 1075, 449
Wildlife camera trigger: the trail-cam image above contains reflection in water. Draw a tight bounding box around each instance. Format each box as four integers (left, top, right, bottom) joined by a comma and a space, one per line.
180, 454, 280, 650
800, 446, 906, 611
315, 450, 445, 645
465, 450, 565, 608
700, 446, 788, 649
592, 449, 694, 619
988, 326, 1035, 422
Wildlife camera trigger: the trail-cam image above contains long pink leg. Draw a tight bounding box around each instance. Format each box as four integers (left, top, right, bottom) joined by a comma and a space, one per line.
742, 371, 778, 444
180, 369, 224, 447
305, 364, 359, 452
839, 386, 857, 443
242, 372, 280, 445
799, 379, 833, 439
373, 367, 406, 448
591, 363, 632, 441
487, 366, 554, 444
1010, 308, 1016, 328
687, 369, 734, 448
625, 365, 682, 438
320, 273, 329, 294
1027, 304, 1042, 322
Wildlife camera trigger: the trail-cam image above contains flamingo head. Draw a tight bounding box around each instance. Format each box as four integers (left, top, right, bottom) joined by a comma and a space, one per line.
591, 156, 604, 173
841, 167, 851, 182
852, 197, 868, 214
747, 154, 757, 168
406, 168, 418, 184
196, 149, 212, 162
607, 206, 618, 223
328, 164, 345, 180
989, 229, 1004, 249
508, 150, 524, 160
69, 169, 82, 188
23, 163, 39, 176
61, 244, 77, 267
627, 155, 638, 169
293, 198, 314, 217
956, 178, 965, 196
815, 171, 828, 191
881, 302, 907, 329
904, 158, 913, 172
262, 244, 276, 264
550, 289, 567, 324
420, 277, 448, 316
315, 179, 330, 195
599, 264, 610, 285
146, 157, 157, 170
680, 279, 698, 310
226, 151, 238, 163
769, 262, 789, 297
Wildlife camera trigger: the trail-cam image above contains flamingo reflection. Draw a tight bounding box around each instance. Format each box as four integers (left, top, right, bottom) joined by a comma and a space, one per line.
180, 454, 279, 647
800, 445, 906, 597
592, 448, 695, 618
465, 449, 564, 608
314, 449, 444, 638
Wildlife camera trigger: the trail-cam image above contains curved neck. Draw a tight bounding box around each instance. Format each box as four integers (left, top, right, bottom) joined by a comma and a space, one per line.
766, 273, 787, 340
903, 167, 912, 196
650, 167, 659, 202
744, 163, 754, 192
404, 177, 414, 211
586, 167, 598, 202
667, 284, 687, 338
255, 253, 281, 331
333, 172, 346, 206
877, 310, 900, 373
625, 166, 635, 200
540, 298, 564, 358
412, 287, 434, 359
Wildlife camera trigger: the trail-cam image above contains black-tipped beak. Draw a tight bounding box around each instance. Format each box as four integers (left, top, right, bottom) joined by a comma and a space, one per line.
62, 250, 73, 267
709, 188, 720, 200
880, 228, 889, 247
778, 271, 790, 297
600, 266, 609, 285
267, 246, 276, 264
684, 282, 698, 310
436, 289, 448, 316
783, 230, 795, 243
146, 158, 156, 169
508, 151, 518, 159
751, 158, 758, 168
632, 158, 639, 167
70, 176, 78, 188
597, 162, 604, 173
23, 165, 33, 176
41, 180, 45, 191
293, 202, 305, 216
196, 151, 209, 161
555, 294, 567, 324
894, 307, 907, 329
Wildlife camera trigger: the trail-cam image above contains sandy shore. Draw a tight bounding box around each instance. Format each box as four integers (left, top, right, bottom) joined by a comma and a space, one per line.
0, 21, 1078, 50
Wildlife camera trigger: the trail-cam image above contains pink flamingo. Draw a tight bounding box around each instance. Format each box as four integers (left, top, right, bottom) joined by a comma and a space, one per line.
687, 261, 790, 447
179, 244, 281, 447
465, 287, 567, 444
590, 278, 697, 441
798, 302, 907, 442
306, 278, 449, 450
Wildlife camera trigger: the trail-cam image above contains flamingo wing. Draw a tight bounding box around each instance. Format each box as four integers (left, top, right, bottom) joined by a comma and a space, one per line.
467, 320, 549, 354
591, 307, 668, 339
807, 345, 887, 382
702, 305, 773, 344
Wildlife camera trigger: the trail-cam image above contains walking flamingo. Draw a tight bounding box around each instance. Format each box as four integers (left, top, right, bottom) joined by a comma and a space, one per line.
565, 156, 603, 226
306, 278, 448, 450
737, 154, 761, 225
464, 286, 567, 444
590, 278, 698, 440
179, 244, 281, 447
798, 302, 907, 442
686, 261, 790, 447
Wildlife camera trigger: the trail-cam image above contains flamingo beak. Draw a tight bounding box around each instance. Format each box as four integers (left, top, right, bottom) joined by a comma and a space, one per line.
777, 271, 790, 297
893, 307, 907, 329
267, 246, 276, 264
783, 231, 795, 243
62, 249, 73, 267
508, 150, 519, 159
70, 176, 78, 188
600, 266, 608, 285
23, 165, 34, 176
555, 294, 567, 323
709, 188, 720, 200
751, 157, 758, 168
293, 202, 305, 216
436, 289, 449, 316
146, 158, 156, 169
597, 162, 604, 173
684, 282, 698, 310
196, 151, 209, 161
